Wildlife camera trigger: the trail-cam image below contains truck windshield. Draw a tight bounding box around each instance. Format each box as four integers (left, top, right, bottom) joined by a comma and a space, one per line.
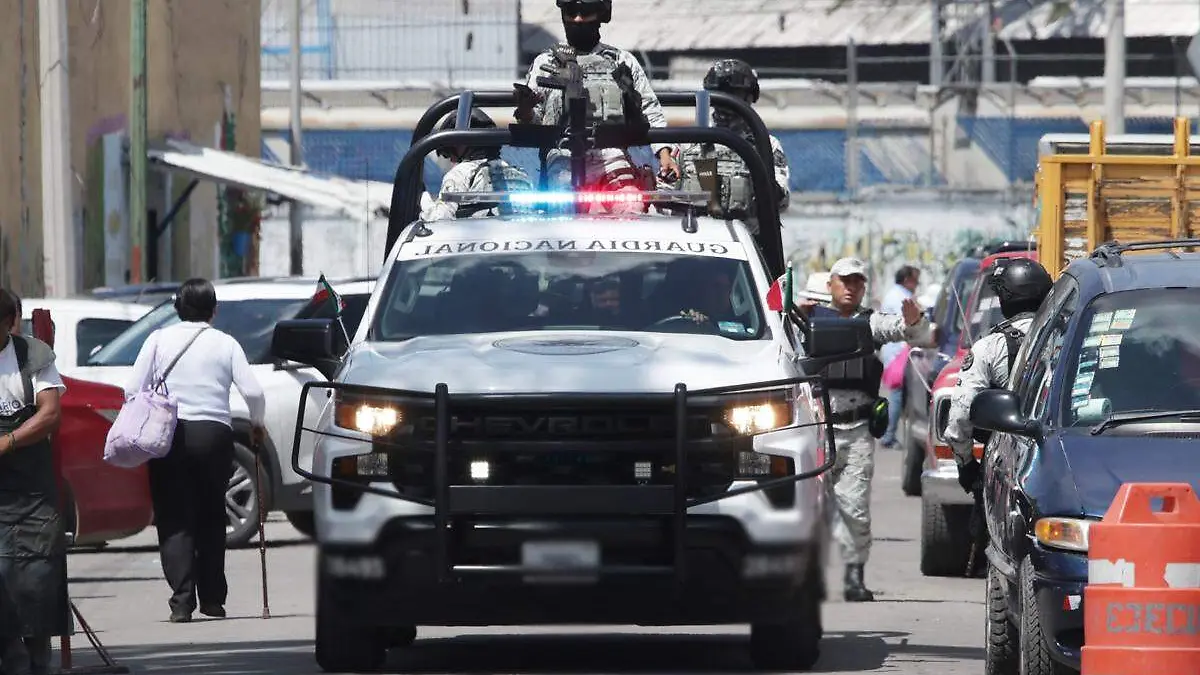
371, 251, 765, 340
1063, 288, 1200, 425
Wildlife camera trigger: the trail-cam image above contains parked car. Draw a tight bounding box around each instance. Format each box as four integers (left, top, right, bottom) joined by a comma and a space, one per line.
898, 256, 980, 496
23, 309, 154, 549
19, 298, 154, 371
970, 242, 1200, 675
920, 249, 1037, 577
69, 276, 376, 546
87, 281, 182, 307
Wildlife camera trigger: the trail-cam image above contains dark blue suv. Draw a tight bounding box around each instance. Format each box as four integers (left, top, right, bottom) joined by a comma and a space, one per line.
969, 240, 1200, 675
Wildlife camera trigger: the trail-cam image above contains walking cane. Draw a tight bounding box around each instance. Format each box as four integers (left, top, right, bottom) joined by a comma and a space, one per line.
253, 435, 271, 619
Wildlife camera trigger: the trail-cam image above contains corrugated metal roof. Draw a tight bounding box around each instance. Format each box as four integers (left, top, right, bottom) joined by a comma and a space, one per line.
520, 0, 978, 50
998, 0, 1200, 40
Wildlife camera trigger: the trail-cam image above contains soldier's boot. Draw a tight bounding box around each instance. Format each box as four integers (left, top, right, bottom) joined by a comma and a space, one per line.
843, 564, 876, 602
0, 637, 32, 675
22, 637, 49, 675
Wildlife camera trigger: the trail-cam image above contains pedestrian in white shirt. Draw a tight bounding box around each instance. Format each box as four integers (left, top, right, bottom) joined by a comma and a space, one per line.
124, 278, 266, 624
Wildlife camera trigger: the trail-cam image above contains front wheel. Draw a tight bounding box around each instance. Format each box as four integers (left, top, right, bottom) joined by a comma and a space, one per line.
226, 442, 270, 548
315, 570, 388, 672
285, 510, 316, 539
749, 563, 822, 670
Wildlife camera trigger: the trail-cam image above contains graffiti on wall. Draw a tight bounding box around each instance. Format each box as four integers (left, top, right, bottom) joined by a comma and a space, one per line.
782, 197, 1034, 307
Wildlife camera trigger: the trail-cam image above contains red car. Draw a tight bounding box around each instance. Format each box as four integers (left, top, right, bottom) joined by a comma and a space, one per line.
30, 309, 153, 548
919, 250, 1037, 577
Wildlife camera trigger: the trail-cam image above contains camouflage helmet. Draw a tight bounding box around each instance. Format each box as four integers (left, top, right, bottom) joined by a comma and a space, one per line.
556, 0, 612, 23
703, 58, 760, 103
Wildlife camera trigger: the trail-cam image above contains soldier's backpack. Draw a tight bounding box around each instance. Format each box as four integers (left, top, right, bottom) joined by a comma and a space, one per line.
457, 160, 536, 218
537, 44, 643, 129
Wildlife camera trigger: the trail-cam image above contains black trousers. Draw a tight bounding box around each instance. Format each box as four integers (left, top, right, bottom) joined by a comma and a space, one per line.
147, 420, 234, 614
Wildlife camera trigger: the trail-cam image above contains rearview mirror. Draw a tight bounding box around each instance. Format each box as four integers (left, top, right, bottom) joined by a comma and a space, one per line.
800, 316, 874, 370
271, 319, 348, 380
970, 389, 1042, 441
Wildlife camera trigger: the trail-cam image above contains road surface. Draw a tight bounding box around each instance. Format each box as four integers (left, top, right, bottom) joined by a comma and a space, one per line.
62, 449, 985, 674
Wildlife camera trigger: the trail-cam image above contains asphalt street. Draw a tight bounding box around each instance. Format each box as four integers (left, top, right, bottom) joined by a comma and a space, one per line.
61, 449, 985, 674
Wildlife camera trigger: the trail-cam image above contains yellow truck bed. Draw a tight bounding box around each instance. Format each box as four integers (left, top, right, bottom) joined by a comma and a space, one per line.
1034, 117, 1200, 277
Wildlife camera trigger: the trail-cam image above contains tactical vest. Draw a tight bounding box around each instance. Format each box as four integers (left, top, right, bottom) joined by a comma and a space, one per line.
679, 143, 754, 221
811, 305, 884, 400
539, 44, 637, 129
971, 312, 1033, 444
457, 160, 535, 218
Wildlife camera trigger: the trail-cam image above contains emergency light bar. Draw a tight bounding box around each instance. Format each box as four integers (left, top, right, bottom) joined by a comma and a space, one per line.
439, 189, 713, 207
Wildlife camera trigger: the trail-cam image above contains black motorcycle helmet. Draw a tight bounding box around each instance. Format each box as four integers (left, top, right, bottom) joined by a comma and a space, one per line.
703, 58, 760, 103
988, 257, 1053, 318
557, 0, 612, 23
436, 108, 500, 162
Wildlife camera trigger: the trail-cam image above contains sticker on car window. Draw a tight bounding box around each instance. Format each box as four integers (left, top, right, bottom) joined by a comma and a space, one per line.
1076, 371, 1094, 389
1082, 335, 1102, 348
1072, 395, 1091, 409
718, 321, 749, 334
1099, 333, 1123, 347
1109, 309, 1136, 331
1099, 345, 1120, 359
1090, 312, 1114, 332
1099, 356, 1120, 369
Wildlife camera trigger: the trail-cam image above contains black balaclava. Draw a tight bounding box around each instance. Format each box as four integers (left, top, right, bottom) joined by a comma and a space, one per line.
564, 20, 601, 52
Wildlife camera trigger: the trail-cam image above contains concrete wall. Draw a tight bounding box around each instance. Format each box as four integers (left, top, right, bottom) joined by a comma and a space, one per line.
0, 0, 261, 296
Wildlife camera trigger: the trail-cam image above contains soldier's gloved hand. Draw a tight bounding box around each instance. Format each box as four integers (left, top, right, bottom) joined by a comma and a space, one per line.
957, 458, 981, 494
657, 149, 679, 182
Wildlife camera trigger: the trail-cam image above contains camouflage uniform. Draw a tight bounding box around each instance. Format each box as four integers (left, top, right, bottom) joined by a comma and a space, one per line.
522, 42, 674, 213
422, 158, 533, 221
675, 133, 791, 232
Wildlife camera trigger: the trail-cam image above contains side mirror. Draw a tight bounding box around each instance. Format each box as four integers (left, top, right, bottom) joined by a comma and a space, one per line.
969, 389, 1042, 440
801, 316, 874, 369
271, 319, 347, 380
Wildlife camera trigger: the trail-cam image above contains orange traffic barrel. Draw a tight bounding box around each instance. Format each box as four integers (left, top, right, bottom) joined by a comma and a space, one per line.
1082, 482, 1200, 675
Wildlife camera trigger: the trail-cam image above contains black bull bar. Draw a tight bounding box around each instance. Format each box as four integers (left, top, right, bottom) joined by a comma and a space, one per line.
289, 375, 837, 585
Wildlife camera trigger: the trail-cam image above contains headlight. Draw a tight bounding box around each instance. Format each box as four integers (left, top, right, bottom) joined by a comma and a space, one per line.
334, 392, 404, 436
1034, 517, 1092, 552
724, 400, 793, 435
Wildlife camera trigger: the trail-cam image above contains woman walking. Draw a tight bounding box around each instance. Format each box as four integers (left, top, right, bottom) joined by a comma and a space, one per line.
124, 279, 266, 623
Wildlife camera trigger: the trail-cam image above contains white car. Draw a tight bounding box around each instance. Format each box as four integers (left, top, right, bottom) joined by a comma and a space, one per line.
18, 298, 154, 370
68, 276, 377, 546
275, 204, 873, 671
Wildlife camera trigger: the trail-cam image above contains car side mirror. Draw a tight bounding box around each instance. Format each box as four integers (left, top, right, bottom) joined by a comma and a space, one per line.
800, 316, 874, 370
271, 319, 347, 380
969, 389, 1043, 441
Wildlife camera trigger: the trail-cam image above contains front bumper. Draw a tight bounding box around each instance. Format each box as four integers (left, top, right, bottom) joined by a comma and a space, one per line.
920, 459, 973, 506
319, 515, 817, 626
1028, 544, 1087, 670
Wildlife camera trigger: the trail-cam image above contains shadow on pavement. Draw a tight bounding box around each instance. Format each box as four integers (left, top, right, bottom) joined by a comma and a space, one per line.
68, 629, 984, 674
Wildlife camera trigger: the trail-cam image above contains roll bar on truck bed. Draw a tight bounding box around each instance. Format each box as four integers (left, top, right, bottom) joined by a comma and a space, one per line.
384, 88, 788, 279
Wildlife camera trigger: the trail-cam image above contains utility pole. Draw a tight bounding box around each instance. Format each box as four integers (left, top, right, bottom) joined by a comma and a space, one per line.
846, 40, 859, 199
288, 0, 305, 276
1103, 0, 1126, 135
130, 0, 148, 283
39, 0, 77, 297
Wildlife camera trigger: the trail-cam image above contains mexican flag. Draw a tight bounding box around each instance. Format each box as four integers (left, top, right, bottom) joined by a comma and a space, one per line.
312, 274, 345, 315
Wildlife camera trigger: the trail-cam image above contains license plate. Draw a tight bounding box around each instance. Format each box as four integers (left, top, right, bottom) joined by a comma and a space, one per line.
521, 540, 600, 584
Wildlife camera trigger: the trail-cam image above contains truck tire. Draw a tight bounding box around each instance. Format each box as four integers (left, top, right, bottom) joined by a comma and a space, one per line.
285, 510, 316, 539
1018, 556, 1072, 675
749, 561, 822, 670
919, 494, 971, 577
901, 423, 924, 497
315, 572, 387, 673
985, 562, 1019, 675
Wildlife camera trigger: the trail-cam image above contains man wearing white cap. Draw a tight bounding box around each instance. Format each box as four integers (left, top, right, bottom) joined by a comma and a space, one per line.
800, 256, 933, 601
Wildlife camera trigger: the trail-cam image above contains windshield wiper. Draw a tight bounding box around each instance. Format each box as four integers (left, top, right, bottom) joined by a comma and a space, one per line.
1089, 409, 1200, 435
